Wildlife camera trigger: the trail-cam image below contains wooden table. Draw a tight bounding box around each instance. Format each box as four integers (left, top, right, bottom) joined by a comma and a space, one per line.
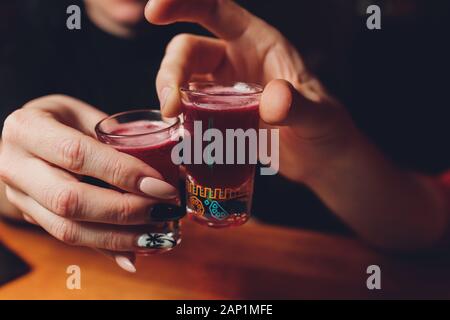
1, 219, 449, 299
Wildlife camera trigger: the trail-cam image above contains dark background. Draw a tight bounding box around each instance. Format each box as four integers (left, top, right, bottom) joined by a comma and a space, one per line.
1, 0, 449, 233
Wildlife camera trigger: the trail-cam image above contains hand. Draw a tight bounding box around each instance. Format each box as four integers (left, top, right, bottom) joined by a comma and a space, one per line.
0, 95, 179, 272
145, 0, 357, 184
145, 0, 448, 249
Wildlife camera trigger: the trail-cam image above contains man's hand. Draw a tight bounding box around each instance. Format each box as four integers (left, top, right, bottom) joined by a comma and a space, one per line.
145, 0, 355, 183
145, 0, 449, 250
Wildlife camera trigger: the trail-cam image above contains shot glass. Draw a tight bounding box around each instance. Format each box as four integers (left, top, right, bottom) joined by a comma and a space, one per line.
181, 82, 263, 228
95, 110, 183, 254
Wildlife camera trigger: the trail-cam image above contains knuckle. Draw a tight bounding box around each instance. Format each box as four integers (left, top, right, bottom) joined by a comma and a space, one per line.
48, 185, 79, 219
107, 158, 131, 188
115, 194, 136, 224
99, 231, 123, 251
167, 33, 193, 52
52, 220, 80, 245
57, 137, 86, 172
2, 109, 30, 142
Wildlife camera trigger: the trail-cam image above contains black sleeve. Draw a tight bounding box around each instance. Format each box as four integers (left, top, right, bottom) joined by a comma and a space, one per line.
347, 7, 450, 175
0, 3, 28, 124
0, 1, 63, 133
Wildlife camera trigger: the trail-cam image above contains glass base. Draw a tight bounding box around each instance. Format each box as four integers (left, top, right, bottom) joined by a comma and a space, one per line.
134, 220, 182, 254
188, 211, 249, 228
185, 175, 253, 228
135, 239, 181, 256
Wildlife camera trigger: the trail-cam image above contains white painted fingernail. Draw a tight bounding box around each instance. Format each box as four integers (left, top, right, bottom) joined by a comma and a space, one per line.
23, 214, 38, 225
139, 177, 178, 199
115, 256, 136, 273
136, 233, 177, 249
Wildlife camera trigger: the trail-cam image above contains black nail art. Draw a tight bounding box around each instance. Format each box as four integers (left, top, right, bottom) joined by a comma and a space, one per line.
150, 204, 186, 222
137, 233, 177, 249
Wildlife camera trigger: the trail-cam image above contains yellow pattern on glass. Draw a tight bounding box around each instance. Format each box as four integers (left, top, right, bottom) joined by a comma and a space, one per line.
188, 196, 205, 216
186, 180, 247, 200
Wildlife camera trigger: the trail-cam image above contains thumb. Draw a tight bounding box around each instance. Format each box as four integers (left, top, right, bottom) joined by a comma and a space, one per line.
260, 79, 350, 141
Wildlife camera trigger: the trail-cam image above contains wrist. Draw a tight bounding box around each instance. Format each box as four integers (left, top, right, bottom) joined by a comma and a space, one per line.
303, 129, 386, 189
281, 118, 369, 188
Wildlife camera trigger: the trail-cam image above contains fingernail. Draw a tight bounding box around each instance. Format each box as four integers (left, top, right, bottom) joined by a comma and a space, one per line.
115, 256, 136, 273
23, 214, 38, 225
150, 204, 186, 222
139, 177, 178, 199
160, 87, 172, 110
136, 233, 177, 249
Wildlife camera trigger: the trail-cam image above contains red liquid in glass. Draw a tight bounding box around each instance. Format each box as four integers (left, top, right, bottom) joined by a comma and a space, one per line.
183, 102, 259, 189
97, 119, 182, 255
182, 97, 259, 228
109, 121, 179, 187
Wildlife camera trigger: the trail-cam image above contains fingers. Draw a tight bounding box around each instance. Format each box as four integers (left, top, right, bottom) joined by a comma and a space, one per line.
23, 94, 108, 137
23, 213, 38, 225
5, 186, 159, 252
156, 34, 226, 117
2, 109, 178, 199
96, 249, 137, 273
260, 79, 350, 141
2, 157, 160, 225
145, 0, 255, 41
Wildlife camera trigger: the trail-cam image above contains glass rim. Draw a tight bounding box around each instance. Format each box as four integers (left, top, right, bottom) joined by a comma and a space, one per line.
95, 109, 180, 139
180, 81, 264, 97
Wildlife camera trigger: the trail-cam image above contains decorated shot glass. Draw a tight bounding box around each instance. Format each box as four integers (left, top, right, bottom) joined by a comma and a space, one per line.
181, 82, 263, 228
95, 109, 183, 254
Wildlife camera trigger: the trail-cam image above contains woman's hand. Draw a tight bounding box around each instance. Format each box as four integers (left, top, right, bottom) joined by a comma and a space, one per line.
145, 0, 449, 250
0, 95, 179, 272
